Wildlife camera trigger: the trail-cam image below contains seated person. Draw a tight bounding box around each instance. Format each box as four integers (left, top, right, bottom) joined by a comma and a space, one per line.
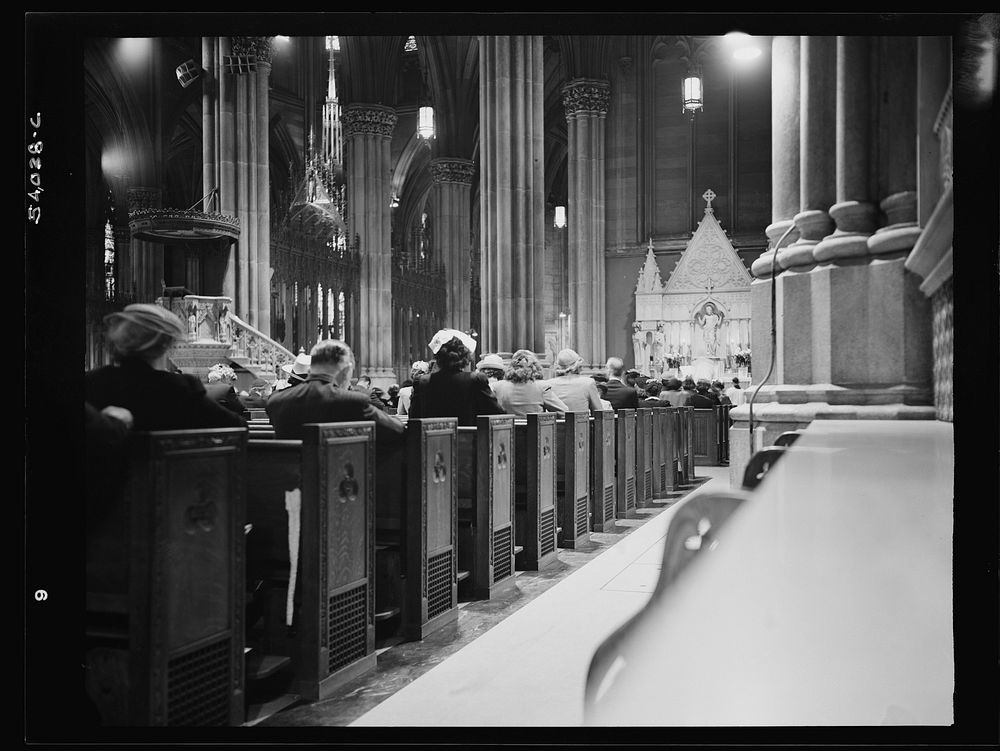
492, 349, 569, 416
602, 357, 640, 410
545, 348, 603, 413
688, 379, 719, 408
408, 329, 504, 426
205, 363, 244, 415
85, 303, 246, 431
266, 338, 404, 442
396, 361, 430, 416
661, 377, 692, 407
642, 379, 664, 403
239, 380, 271, 410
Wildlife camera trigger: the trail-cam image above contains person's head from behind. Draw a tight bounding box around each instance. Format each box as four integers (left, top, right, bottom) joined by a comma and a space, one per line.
682, 376, 696, 391
357, 374, 372, 389
664, 377, 682, 392
645, 380, 663, 398
505, 349, 543, 383
476, 353, 506, 381
388, 384, 400, 398
732, 377, 741, 388
711, 380, 724, 392
552, 348, 584, 377
428, 328, 477, 373
309, 339, 355, 387
104, 303, 187, 369
409, 360, 430, 383
696, 378, 712, 394
605, 357, 625, 379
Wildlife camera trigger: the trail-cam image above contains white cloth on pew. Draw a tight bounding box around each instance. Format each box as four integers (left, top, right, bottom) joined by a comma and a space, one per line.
285, 488, 302, 627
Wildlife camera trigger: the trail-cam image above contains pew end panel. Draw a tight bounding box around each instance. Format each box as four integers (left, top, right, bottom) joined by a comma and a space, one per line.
297, 422, 377, 700
589, 411, 617, 532
635, 408, 655, 507
404, 418, 460, 641
86, 428, 247, 727
514, 414, 559, 571
614, 410, 638, 519
557, 412, 591, 549
692, 408, 721, 466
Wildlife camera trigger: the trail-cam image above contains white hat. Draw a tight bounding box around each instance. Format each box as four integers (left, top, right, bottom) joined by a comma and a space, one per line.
282, 352, 311, 376
428, 328, 477, 355
552, 348, 584, 376
476, 353, 505, 371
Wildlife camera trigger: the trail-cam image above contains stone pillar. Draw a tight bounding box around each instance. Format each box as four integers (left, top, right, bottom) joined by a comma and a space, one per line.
563, 77, 611, 367
751, 36, 801, 386
202, 36, 272, 332
778, 36, 836, 386
479, 35, 546, 356
430, 157, 476, 332
343, 103, 397, 383
126, 187, 163, 302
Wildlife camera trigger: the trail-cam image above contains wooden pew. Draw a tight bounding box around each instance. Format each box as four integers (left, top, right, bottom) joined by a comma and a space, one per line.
614, 409, 638, 519
716, 404, 733, 464
650, 407, 675, 498
556, 412, 591, 549
245, 422, 377, 705
455, 415, 517, 600
692, 408, 721, 466
589, 410, 617, 532
403, 418, 461, 640
85, 428, 246, 726
664, 407, 683, 491
682, 406, 696, 480
513, 413, 559, 571
635, 408, 655, 507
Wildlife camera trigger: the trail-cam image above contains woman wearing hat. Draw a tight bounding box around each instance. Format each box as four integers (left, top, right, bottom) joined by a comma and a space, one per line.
545, 348, 604, 412
491, 349, 569, 417
279, 351, 311, 390
475, 353, 506, 389
396, 360, 430, 416
407, 329, 504, 426
86, 303, 246, 430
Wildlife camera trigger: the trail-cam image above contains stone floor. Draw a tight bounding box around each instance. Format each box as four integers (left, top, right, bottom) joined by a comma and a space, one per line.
255, 472, 718, 728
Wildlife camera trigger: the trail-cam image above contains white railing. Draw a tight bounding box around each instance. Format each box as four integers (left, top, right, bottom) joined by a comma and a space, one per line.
221, 310, 295, 381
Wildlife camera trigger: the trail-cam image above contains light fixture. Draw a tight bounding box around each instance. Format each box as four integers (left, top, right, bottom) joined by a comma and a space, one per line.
175, 59, 200, 89
724, 31, 762, 62
682, 70, 703, 114
418, 105, 435, 140
554, 205, 567, 229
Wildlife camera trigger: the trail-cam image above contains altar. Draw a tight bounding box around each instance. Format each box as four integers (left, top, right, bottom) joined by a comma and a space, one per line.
632, 189, 753, 381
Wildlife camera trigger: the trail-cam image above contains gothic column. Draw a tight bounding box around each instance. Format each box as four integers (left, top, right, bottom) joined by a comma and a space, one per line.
479, 35, 546, 356
343, 103, 397, 382
563, 77, 611, 366
751, 36, 800, 386
810, 37, 879, 386
778, 35, 836, 385
430, 157, 476, 332
202, 36, 271, 332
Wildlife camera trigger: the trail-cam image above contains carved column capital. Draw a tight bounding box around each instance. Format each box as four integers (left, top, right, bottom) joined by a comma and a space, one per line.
342, 104, 398, 138
430, 158, 476, 185
561, 78, 611, 117
229, 36, 273, 64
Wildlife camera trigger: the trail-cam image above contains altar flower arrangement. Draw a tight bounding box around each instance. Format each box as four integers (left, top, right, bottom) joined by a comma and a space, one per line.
734, 348, 752, 368
664, 350, 682, 369
208, 362, 237, 383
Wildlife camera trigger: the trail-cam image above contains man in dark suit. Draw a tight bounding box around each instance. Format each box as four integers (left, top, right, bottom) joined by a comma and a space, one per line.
602, 357, 640, 411
407, 328, 505, 427
266, 339, 405, 442
688, 379, 719, 409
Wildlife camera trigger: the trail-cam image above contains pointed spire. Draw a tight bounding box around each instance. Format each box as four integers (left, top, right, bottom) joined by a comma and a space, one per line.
636, 238, 664, 293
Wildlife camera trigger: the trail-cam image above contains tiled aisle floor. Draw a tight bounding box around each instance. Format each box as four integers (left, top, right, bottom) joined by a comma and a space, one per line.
258, 466, 733, 728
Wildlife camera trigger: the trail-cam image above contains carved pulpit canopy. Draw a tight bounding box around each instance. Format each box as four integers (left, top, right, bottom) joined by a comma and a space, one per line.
129, 187, 240, 245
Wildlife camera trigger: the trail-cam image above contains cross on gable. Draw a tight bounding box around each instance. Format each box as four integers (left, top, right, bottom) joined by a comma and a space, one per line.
702, 188, 716, 209
648, 236, 654, 252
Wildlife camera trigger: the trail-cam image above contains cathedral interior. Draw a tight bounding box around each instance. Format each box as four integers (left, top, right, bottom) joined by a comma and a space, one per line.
24, 11, 999, 742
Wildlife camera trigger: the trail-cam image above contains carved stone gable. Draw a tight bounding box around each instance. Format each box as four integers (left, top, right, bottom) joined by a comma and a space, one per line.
635, 242, 664, 293
663, 200, 752, 293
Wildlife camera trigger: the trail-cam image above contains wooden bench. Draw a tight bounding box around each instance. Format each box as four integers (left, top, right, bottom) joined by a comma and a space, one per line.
245, 422, 377, 704
614, 409, 638, 519
692, 408, 724, 466
402, 418, 461, 640
513, 413, 559, 571
556, 412, 591, 549
635, 408, 655, 507
85, 428, 247, 726
681, 406, 695, 480
456, 415, 517, 600
589, 410, 617, 532
650, 407, 676, 498
716, 404, 734, 464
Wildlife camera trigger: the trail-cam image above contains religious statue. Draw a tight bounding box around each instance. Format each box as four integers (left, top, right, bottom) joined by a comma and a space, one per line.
632, 324, 650, 374
695, 301, 724, 357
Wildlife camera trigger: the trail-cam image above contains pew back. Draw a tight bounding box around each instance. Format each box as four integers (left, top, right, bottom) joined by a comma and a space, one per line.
513, 413, 559, 570
589, 411, 617, 532
635, 408, 654, 506
614, 409, 638, 518
455, 415, 516, 599
556, 412, 591, 549
86, 428, 247, 726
